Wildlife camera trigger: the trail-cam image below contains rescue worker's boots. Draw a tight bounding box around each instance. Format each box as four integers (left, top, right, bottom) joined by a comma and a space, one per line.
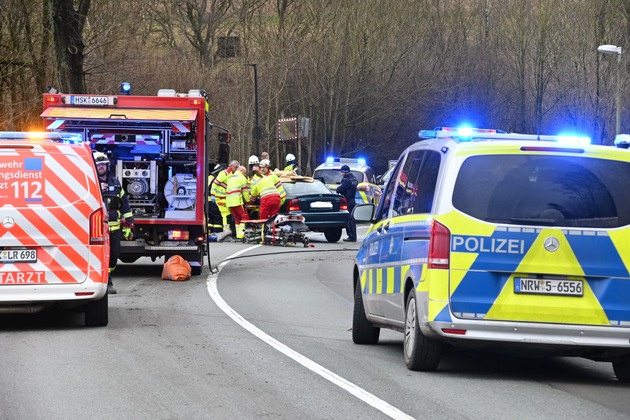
235, 223, 245, 239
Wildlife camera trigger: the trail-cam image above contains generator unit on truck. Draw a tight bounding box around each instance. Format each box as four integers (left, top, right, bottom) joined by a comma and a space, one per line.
41, 89, 213, 275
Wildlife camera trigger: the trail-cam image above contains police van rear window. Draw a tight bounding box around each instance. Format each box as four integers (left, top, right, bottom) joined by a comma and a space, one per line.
452, 155, 630, 228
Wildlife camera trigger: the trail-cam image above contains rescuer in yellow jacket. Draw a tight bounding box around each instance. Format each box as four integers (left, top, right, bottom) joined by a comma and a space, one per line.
225, 166, 250, 239
211, 160, 239, 231
207, 163, 224, 232
250, 159, 284, 219
283, 153, 302, 175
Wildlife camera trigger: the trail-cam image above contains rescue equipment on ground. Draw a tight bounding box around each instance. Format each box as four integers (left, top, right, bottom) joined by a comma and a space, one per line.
243, 214, 310, 247
161, 255, 191, 281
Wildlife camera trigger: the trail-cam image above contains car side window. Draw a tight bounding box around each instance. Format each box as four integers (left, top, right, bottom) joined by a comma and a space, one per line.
374, 154, 406, 221
411, 151, 440, 214
392, 151, 425, 215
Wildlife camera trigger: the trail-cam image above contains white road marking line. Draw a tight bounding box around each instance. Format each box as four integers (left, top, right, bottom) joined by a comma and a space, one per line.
207, 246, 414, 420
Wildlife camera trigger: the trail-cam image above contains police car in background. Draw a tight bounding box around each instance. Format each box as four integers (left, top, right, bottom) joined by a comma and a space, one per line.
313, 157, 382, 205
352, 126, 630, 382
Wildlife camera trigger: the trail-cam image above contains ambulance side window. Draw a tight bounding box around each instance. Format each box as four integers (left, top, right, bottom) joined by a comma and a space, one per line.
392, 151, 425, 216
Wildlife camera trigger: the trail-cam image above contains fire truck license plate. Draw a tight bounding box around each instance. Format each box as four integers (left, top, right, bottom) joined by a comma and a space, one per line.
69, 95, 114, 106
514, 278, 583, 296
0, 249, 37, 263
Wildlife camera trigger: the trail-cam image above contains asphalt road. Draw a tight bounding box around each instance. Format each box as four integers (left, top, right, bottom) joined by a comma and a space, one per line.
0, 229, 629, 419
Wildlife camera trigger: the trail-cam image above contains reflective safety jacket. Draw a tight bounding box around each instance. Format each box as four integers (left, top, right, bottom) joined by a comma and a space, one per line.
101, 172, 134, 230
251, 173, 281, 199
270, 172, 287, 204
283, 163, 302, 175
226, 171, 250, 207
211, 168, 233, 201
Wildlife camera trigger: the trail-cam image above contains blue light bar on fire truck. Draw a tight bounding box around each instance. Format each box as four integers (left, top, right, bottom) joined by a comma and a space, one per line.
418, 127, 590, 145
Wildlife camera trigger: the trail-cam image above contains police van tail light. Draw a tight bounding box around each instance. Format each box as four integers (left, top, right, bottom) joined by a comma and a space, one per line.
340, 197, 348, 211
428, 220, 450, 269
89, 208, 107, 245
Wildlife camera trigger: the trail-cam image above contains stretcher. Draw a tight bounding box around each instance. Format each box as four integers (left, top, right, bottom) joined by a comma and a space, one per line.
243, 214, 310, 247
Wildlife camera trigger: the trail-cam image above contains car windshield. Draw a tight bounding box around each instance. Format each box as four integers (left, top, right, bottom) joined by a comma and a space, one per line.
452, 154, 630, 228
313, 169, 363, 184
283, 180, 333, 195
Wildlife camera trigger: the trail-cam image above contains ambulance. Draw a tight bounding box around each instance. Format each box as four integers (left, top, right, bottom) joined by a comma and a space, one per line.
0, 132, 109, 326
352, 126, 630, 382
41, 88, 212, 275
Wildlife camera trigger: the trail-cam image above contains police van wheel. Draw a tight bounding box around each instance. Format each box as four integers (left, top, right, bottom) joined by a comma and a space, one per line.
404, 293, 441, 371
324, 228, 342, 243
85, 293, 108, 327
352, 279, 380, 344
613, 357, 630, 382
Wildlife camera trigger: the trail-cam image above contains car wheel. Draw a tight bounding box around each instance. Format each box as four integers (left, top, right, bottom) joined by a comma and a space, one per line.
404, 292, 442, 371
352, 279, 380, 344
85, 293, 108, 327
613, 357, 630, 382
324, 228, 342, 243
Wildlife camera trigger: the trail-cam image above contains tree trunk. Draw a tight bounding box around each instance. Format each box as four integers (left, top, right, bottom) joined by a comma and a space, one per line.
51, 0, 90, 93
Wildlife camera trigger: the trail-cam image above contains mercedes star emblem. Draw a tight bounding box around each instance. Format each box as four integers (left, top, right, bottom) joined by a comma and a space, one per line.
1, 216, 14, 229
544, 236, 559, 252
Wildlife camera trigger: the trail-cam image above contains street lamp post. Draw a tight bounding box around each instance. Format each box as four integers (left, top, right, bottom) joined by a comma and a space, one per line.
244, 63, 260, 157
598, 44, 623, 136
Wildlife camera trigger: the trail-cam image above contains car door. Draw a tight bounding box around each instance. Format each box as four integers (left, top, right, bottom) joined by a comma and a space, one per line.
381, 150, 441, 323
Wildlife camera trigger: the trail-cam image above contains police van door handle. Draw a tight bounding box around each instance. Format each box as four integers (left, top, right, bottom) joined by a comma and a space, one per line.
383, 222, 390, 233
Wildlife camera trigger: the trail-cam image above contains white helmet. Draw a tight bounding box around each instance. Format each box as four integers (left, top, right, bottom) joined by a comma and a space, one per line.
259, 159, 271, 167
93, 151, 109, 165
286, 153, 295, 162
248, 155, 259, 165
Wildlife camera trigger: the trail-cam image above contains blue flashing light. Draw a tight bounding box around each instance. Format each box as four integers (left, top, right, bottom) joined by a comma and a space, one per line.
419, 130, 437, 138
457, 127, 474, 138
120, 82, 131, 95
326, 156, 335, 163
357, 157, 366, 166
556, 134, 590, 146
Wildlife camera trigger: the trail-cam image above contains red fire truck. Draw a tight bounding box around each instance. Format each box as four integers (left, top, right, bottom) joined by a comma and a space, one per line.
42, 89, 214, 275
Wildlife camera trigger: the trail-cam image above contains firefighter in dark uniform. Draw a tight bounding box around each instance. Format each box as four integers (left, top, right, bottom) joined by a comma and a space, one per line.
336, 165, 358, 242
94, 152, 134, 294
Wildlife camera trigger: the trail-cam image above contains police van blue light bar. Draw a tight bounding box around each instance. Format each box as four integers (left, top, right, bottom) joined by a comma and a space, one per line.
357, 157, 366, 166
555, 134, 590, 145
326, 156, 335, 163
615, 134, 630, 148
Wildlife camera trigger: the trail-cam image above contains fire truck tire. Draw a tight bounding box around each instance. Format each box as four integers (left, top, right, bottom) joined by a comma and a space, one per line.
324, 228, 342, 243
85, 293, 108, 327
191, 264, 202, 276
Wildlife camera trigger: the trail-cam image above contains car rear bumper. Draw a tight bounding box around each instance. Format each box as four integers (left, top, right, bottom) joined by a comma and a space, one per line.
0, 283, 107, 306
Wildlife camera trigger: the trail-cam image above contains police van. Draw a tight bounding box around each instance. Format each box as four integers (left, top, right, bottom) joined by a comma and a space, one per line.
352, 126, 630, 382
313, 157, 382, 205
0, 132, 109, 326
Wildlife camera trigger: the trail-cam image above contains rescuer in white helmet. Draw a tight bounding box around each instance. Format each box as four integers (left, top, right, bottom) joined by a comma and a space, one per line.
283, 153, 302, 175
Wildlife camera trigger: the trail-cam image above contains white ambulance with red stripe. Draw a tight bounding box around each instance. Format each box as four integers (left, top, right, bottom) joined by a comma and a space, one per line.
41, 89, 213, 275
0, 132, 109, 326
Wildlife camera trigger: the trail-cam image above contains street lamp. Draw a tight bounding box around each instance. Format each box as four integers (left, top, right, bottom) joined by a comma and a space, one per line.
598, 44, 622, 136
244, 63, 260, 157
